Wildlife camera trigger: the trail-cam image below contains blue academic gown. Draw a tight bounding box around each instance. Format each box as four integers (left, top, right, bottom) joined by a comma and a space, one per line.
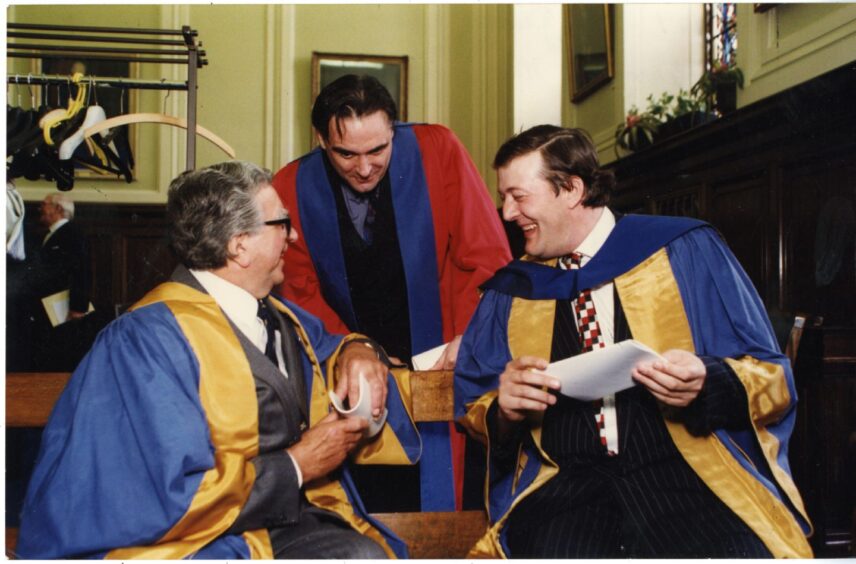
454, 215, 813, 558
16, 279, 419, 559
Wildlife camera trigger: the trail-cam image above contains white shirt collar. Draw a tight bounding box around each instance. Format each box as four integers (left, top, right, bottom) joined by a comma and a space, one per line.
49, 218, 69, 234
189, 269, 267, 352
574, 207, 616, 261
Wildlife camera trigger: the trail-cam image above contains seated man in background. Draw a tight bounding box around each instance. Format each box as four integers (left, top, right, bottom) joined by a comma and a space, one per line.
273, 74, 511, 512
16, 161, 419, 559
455, 125, 813, 558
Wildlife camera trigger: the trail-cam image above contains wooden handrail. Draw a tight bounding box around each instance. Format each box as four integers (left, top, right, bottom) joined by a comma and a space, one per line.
6, 370, 457, 427
408, 369, 455, 422
6, 372, 70, 427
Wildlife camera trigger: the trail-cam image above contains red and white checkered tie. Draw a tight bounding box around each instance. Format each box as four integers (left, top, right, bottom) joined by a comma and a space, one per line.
564, 252, 618, 455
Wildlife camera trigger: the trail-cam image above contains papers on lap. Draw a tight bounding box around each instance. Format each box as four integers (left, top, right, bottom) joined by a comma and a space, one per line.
538, 340, 664, 401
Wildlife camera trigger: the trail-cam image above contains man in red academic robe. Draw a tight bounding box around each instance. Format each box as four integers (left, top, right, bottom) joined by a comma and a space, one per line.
271, 74, 511, 512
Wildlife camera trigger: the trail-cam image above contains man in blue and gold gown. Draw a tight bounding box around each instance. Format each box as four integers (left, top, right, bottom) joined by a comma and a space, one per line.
16, 161, 420, 559
454, 125, 813, 558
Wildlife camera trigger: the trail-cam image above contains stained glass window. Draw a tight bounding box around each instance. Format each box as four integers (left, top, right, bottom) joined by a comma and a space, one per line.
704, 3, 738, 69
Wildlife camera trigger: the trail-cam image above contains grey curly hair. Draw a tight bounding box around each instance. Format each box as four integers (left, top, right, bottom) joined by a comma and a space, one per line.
167, 160, 273, 270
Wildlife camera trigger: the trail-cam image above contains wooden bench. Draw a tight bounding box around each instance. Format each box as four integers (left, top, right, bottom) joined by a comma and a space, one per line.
5, 371, 487, 559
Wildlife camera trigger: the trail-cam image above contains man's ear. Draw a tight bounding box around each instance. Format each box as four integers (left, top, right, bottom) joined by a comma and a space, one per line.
564, 176, 586, 209
314, 128, 327, 150
228, 233, 252, 268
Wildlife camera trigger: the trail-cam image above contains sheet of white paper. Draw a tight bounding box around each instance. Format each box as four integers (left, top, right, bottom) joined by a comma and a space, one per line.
328, 374, 388, 437
539, 340, 664, 401
411, 342, 448, 371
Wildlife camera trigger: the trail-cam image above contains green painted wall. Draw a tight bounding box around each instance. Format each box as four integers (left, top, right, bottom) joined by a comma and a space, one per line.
293, 5, 428, 156
8, 4, 854, 202
187, 5, 273, 170
738, 3, 856, 106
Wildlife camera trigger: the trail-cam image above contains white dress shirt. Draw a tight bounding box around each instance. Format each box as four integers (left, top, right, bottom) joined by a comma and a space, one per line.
563, 208, 616, 345
190, 270, 288, 375
190, 269, 302, 484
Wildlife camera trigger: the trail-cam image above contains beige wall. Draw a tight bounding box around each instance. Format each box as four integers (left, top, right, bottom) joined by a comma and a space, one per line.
8, 4, 854, 202
568, 3, 856, 166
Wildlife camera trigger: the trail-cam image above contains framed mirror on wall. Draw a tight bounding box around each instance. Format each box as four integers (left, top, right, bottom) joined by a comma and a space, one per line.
311, 51, 409, 125
566, 4, 614, 103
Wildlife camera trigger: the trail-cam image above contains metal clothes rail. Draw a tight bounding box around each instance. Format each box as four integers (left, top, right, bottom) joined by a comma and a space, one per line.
6, 22, 208, 171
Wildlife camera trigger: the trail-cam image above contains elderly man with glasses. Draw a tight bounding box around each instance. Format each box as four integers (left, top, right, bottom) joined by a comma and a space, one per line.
16, 161, 420, 560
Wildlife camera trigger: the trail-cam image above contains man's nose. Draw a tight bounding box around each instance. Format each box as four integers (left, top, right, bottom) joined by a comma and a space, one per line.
356, 156, 373, 177
287, 227, 299, 244
502, 197, 517, 222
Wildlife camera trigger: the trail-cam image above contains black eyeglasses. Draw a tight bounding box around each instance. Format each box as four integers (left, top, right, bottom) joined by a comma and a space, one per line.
263, 216, 292, 235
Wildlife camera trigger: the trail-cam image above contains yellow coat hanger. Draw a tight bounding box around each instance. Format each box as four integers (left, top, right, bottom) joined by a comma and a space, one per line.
42, 72, 87, 146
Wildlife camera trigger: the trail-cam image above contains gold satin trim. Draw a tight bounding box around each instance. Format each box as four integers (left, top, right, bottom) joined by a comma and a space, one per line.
725, 357, 812, 529
616, 250, 811, 557
665, 421, 811, 557
460, 293, 563, 559
614, 248, 694, 353
462, 386, 558, 560
270, 306, 399, 558
109, 283, 260, 559
507, 289, 557, 363
725, 356, 792, 428
242, 530, 273, 559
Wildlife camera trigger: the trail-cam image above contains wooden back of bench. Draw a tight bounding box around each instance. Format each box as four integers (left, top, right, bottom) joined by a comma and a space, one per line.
5, 370, 487, 559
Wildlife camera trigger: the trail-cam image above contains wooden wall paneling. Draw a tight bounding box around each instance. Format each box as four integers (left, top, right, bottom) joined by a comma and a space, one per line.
610, 62, 856, 555
87, 230, 115, 312
652, 185, 702, 218
121, 233, 175, 308
17, 202, 173, 314
780, 152, 856, 325
792, 327, 856, 556
709, 171, 771, 303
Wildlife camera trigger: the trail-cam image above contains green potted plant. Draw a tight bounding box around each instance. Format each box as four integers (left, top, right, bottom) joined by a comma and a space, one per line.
614, 105, 659, 156
645, 92, 675, 124
658, 88, 712, 139
691, 60, 744, 115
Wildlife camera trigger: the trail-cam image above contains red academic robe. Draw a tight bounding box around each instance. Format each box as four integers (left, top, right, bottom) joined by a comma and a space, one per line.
272, 123, 511, 510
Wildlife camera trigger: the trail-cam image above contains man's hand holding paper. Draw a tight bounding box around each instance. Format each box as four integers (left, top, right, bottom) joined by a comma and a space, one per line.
496, 341, 709, 429
536, 340, 664, 401
631, 348, 707, 407
497, 356, 561, 425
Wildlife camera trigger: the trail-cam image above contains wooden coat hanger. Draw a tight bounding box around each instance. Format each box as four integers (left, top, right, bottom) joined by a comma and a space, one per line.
83, 112, 236, 158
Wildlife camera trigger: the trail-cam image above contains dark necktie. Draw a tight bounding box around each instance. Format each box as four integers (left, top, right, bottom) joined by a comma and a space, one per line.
361, 190, 378, 244
256, 298, 278, 365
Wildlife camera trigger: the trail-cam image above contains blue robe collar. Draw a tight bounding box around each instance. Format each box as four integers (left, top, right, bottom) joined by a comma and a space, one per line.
482, 214, 707, 299
296, 123, 444, 355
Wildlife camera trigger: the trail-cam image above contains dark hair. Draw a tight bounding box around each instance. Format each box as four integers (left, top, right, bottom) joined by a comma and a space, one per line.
493, 125, 615, 207
167, 160, 273, 270
311, 74, 397, 142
